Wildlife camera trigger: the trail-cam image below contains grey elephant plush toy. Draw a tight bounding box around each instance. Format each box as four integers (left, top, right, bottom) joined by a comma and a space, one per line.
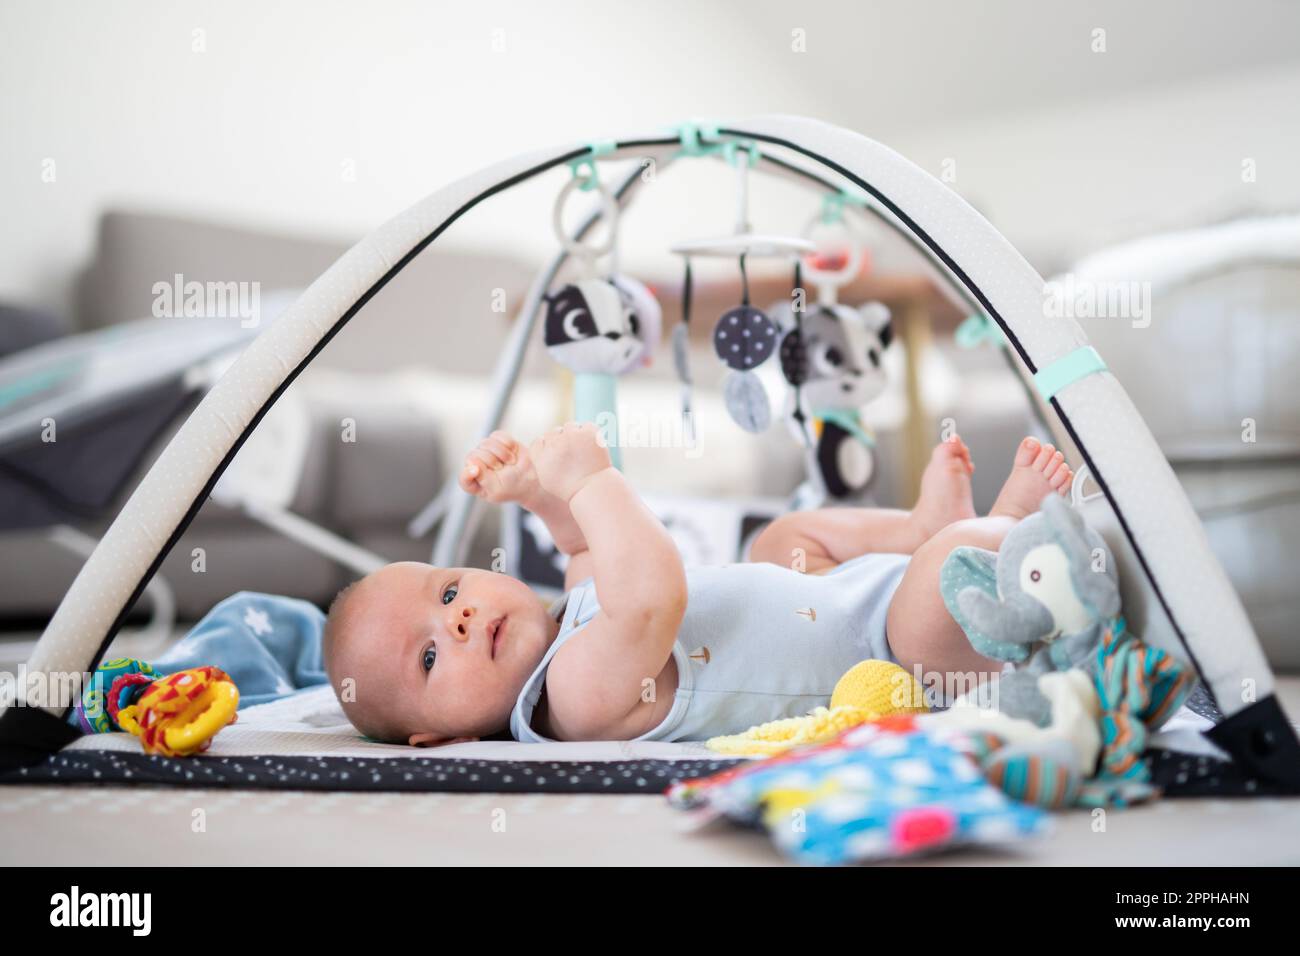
939, 493, 1121, 726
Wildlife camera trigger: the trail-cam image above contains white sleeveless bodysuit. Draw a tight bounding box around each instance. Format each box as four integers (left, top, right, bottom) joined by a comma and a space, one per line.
509, 552, 909, 743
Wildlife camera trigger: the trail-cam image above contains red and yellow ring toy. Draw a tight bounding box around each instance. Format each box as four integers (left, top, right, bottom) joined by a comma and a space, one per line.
115, 666, 240, 757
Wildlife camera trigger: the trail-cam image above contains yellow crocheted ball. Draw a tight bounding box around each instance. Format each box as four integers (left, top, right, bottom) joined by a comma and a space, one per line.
705, 659, 930, 756
830, 659, 928, 715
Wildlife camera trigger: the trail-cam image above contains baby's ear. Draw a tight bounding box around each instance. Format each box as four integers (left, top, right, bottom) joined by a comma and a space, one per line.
407, 732, 479, 748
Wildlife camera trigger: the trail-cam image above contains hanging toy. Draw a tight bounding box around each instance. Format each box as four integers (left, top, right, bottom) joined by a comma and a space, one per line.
542, 278, 645, 374
543, 159, 660, 466
711, 255, 781, 433
670, 269, 697, 449
778, 197, 894, 500
669, 139, 814, 435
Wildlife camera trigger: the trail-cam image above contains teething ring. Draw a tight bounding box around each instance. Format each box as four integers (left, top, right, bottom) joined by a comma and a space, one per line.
117, 666, 240, 757
800, 210, 868, 292
552, 174, 620, 269
160, 679, 239, 755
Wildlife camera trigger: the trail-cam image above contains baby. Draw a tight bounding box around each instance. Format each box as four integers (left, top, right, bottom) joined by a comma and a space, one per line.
323, 423, 1073, 746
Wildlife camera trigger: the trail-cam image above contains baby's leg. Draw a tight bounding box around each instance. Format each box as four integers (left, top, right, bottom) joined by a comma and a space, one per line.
750, 436, 976, 572
885, 437, 1076, 688
885, 516, 1017, 686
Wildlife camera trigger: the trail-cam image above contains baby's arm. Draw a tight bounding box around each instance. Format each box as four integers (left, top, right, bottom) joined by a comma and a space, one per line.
529, 423, 688, 739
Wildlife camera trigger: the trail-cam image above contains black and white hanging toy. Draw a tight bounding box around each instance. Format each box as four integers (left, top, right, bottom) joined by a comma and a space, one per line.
776, 202, 894, 499
542, 159, 661, 466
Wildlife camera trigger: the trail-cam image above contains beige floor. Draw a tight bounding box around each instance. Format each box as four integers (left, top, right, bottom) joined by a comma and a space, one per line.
2, 682, 1299, 866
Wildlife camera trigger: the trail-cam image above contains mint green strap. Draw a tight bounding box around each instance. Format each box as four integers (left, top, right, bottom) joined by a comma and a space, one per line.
812, 407, 876, 448
1034, 346, 1107, 401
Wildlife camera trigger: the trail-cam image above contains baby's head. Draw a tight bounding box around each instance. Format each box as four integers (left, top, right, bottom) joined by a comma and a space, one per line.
323, 562, 558, 746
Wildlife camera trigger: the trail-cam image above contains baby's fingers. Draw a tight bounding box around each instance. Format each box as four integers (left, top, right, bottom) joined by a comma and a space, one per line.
458, 461, 484, 496
471, 441, 509, 470
460, 450, 500, 490
482, 433, 518, 465
487, 430, 519, 457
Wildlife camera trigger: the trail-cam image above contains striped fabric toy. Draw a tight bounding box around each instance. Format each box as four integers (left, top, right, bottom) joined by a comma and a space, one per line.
1077, 617, 1196, 806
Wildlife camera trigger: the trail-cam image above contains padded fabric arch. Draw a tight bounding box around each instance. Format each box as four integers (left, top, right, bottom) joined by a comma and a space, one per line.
3, 116, 1296, 783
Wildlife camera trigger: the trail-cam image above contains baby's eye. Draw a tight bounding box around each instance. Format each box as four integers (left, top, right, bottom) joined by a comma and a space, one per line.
422, 646, 437, 672
441, 584, 458, 606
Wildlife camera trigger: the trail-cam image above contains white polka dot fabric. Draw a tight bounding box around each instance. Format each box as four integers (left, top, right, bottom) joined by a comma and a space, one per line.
9, 116, 1269, 725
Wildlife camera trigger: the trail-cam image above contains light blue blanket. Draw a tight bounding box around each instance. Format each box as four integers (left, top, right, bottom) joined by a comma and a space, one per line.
152, 591, 329, 709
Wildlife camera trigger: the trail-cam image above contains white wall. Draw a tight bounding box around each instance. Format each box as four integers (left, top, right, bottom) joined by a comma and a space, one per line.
891, 62, 1300, 269
2, 0, 1298, 317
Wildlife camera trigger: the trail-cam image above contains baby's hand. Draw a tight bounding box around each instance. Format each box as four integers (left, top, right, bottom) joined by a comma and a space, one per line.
529, 422, 614, 502
459, 430, 540, 505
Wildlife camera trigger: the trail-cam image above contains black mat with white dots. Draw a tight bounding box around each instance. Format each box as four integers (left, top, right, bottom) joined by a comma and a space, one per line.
0, 752, 748, 793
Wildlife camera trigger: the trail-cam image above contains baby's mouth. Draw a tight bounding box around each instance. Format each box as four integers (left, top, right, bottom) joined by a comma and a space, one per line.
488, 617, 506, 659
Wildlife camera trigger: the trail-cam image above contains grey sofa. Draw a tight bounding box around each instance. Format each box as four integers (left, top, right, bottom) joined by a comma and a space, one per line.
1, 209, 536, 620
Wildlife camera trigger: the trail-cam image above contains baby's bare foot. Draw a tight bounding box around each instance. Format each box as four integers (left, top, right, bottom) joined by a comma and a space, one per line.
989, 437, 1073, 520
912, 436, 977, 539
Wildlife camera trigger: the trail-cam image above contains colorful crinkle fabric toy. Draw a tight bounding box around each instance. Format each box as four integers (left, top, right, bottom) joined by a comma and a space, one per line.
706, 659, 930, 757
670, 714, 1047, 865
70, 657, 239, 757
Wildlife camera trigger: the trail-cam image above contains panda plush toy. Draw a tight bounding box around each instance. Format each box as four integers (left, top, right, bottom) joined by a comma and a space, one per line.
542, 276, 658, 375
777, 300, 893, 499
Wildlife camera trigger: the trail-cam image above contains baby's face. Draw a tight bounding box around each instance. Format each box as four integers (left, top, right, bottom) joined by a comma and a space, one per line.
338, 562, 556, 744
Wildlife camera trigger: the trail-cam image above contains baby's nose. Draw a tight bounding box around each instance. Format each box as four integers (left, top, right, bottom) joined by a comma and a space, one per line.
448, 605, 474, 642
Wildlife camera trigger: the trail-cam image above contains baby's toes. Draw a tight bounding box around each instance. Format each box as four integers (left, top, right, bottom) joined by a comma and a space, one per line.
1031, 442, 1057, 473
1050, 464, 1073, 492
932, 439, 958, 462
1013, 436, 1041, 467
1042, 449, 1066, 480
955, 443, 974, 474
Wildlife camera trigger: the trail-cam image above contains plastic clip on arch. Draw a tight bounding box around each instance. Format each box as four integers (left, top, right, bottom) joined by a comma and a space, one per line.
674, 119, 723, 158
566, 139, 617, 192
820, 188, 870, 226
954, 313, 1002, 349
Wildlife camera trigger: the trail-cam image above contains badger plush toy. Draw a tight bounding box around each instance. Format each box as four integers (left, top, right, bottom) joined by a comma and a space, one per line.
542, 276, 660, 468
777, 300, 893, 499
542, 276, 657, 375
